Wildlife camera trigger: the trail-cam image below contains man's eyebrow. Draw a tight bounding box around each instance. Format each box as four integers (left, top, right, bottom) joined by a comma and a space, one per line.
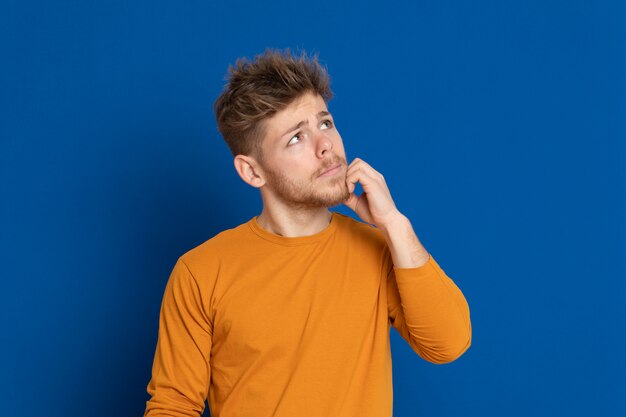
280, 111, 332, 138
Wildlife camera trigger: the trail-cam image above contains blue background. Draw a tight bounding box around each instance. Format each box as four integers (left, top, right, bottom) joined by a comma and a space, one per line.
1, 1, 624, 416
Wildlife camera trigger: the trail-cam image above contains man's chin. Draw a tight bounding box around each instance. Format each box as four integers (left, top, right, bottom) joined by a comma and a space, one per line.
324, 189, 351, 208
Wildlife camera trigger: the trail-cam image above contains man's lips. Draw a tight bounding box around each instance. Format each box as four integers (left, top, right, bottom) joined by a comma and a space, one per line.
318, 163, 342, 177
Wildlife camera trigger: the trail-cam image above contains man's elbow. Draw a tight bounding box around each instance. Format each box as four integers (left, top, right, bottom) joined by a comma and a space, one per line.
415, 324, 472, 365
432, 332, 472, 364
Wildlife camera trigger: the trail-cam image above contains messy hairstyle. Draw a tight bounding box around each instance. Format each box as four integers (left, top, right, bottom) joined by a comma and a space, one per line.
213, 48, 334, 162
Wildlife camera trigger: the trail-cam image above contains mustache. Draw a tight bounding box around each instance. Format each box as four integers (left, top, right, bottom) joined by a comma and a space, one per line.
318, 156, 347, 176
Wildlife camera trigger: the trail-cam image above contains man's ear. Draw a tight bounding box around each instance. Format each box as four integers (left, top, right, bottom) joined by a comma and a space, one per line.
233, 155, 266, 188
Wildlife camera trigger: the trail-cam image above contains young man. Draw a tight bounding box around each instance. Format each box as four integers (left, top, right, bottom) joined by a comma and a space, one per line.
143, 48, 472, 417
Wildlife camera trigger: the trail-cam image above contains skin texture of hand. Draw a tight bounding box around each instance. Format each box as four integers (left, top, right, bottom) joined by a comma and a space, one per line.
342, 157, 401, 229
342, 157, 430, 268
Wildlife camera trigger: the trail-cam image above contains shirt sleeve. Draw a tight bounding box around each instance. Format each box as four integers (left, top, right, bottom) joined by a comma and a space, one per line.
386, 251, 472, 364
144, 258, 213, 417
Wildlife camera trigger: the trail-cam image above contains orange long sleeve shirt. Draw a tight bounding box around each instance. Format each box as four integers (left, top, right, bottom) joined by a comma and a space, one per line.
144, 211, 472, 417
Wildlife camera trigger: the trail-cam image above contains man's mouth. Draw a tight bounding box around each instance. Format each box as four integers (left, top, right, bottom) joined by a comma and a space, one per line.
318, 163, 342, 177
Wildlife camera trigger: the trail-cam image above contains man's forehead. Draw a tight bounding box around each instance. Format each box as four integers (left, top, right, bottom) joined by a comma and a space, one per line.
266, 93, 329, 140
278, 93, 327, 121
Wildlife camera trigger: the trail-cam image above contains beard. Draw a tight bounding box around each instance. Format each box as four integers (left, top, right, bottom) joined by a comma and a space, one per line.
261, 157, 351, 210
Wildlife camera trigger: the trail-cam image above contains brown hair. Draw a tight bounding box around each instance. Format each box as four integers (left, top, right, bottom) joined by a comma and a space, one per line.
213, 48, 334, 162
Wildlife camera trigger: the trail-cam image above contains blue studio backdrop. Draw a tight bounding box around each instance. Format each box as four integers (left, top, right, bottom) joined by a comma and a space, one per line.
1, 1, 624, 416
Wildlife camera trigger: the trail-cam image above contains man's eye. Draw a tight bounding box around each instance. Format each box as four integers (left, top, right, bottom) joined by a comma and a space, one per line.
287, 134, 301, 145
321, 120, 333, 129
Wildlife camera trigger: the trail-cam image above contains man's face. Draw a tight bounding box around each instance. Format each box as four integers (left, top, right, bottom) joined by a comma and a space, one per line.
257, 91, 350, 209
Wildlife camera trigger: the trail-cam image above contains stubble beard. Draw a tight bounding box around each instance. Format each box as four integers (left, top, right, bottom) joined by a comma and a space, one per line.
263, 163, 351, 210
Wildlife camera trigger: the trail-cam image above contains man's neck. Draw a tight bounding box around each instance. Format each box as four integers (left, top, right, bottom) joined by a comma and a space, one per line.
256, 208, 333, 237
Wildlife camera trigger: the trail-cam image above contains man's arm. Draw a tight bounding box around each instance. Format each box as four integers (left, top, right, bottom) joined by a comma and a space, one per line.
144, 258, 212, 417
341, 157, 471, 364
381, 212, 472, 364
379, 211, 429, 269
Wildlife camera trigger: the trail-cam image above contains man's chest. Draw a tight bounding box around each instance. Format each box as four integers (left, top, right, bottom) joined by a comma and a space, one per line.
210, 250, 385, 362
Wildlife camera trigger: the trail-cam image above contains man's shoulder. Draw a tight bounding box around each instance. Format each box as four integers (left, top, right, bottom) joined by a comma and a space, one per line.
177, 218, 253, 273
334, 212, 392, 272
174, 212, 388, 273
334, 212, 387, 248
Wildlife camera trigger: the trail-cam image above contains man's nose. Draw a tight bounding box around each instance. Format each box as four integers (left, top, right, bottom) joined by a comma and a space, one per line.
315, 132, 333, 158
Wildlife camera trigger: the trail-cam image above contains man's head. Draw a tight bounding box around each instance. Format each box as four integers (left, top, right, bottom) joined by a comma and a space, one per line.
213, 48, 350, 209
213, 48, 333, 164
